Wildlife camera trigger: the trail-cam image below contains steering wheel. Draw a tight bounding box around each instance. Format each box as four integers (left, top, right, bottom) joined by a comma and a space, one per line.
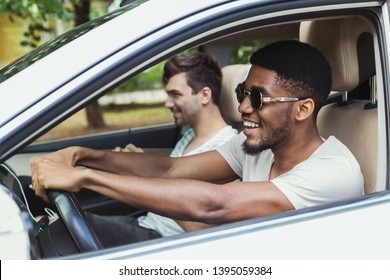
0, 164, 102, 252
48, 191, 103, 252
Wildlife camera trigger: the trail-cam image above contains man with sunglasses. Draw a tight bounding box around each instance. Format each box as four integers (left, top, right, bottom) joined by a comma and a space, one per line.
31, 40, 364, 247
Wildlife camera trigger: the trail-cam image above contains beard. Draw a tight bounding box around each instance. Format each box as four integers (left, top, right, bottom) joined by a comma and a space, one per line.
242, 112, 292, 156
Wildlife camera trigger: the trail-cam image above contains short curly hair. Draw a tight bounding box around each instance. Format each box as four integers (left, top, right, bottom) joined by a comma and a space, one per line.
250, 40, 332, 117
163, 52, 222, 105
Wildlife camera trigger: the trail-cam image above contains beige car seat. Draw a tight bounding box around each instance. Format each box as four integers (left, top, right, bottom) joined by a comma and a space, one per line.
300, 17, 378, 194
220, 64, 251, 131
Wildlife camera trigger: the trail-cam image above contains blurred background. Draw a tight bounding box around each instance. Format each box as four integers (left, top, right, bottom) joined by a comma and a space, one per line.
0, 0, 119, 67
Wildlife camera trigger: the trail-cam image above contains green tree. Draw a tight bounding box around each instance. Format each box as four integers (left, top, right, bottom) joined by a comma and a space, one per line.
0, 0, 72, 48
1, 0, 108, 128
230, 40, 276, 64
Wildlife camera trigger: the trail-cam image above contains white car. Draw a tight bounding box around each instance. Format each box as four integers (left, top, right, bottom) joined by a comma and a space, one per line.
1, 0, 390, 260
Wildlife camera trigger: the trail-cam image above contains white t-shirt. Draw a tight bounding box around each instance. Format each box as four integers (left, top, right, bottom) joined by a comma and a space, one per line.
138, 125, 238, 237
216, 132, 364, 209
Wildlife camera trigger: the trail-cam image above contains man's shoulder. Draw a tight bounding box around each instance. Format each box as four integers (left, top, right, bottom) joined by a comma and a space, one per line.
201, 125, 238, 150
308, 135, 362, 176
320, 136, 355, 158
219, 125, 239, 137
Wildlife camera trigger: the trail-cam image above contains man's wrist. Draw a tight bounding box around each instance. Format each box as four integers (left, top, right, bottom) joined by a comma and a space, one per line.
71, 146, 93, 167
77, 167, 91, 191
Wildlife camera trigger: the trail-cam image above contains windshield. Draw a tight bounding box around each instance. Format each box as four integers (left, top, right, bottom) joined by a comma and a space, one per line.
0, 0, 147, 84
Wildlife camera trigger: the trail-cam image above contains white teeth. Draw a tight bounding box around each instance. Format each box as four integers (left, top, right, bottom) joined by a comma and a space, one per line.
243, 121, 259, 128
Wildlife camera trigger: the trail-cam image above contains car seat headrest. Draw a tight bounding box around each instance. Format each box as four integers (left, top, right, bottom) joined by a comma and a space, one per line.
220, 64, 251, 129
300, 17, 375, 92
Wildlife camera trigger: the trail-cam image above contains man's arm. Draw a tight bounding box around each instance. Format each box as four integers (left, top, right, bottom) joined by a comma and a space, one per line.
31, 149, 237, 200
175, 220, 216, 232
83, 174, 294, 224
32, 152, 293, 223
31, 147, 238, 182
30, 146, 173, 177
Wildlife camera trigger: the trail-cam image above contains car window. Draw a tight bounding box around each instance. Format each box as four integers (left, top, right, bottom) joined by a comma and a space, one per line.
35, 61, 172, 142
33, 40, 269, 143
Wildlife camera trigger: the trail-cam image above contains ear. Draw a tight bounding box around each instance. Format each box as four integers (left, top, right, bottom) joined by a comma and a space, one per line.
200, 86, 212, 105
295, 98, 315, 121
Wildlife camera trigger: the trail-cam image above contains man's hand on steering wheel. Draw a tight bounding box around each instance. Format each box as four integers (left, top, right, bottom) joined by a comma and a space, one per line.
30, 158, 84, 203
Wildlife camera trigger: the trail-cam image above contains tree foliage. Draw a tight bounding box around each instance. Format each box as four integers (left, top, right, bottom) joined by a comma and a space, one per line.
1, 0, 107, 128
230, 40, 276, 64
0, 0, 73, 48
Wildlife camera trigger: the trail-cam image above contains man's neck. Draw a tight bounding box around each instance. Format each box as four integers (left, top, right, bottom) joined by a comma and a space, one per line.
270, 129, 323, 178
184, 107, 228, 154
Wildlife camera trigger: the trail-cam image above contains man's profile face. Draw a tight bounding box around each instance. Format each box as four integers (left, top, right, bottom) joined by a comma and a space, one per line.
164, 73, 202, 126
239, 65, 294, 155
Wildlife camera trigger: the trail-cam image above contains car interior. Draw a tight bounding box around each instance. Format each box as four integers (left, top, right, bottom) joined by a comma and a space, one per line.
1, 10, 385, 258
304, 17, 379, 195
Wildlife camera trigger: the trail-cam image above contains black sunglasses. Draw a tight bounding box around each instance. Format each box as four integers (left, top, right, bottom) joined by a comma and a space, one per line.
235, 82, 308, 109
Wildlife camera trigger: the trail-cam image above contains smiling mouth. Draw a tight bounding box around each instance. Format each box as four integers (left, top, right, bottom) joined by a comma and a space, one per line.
243, 120, 260, 129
